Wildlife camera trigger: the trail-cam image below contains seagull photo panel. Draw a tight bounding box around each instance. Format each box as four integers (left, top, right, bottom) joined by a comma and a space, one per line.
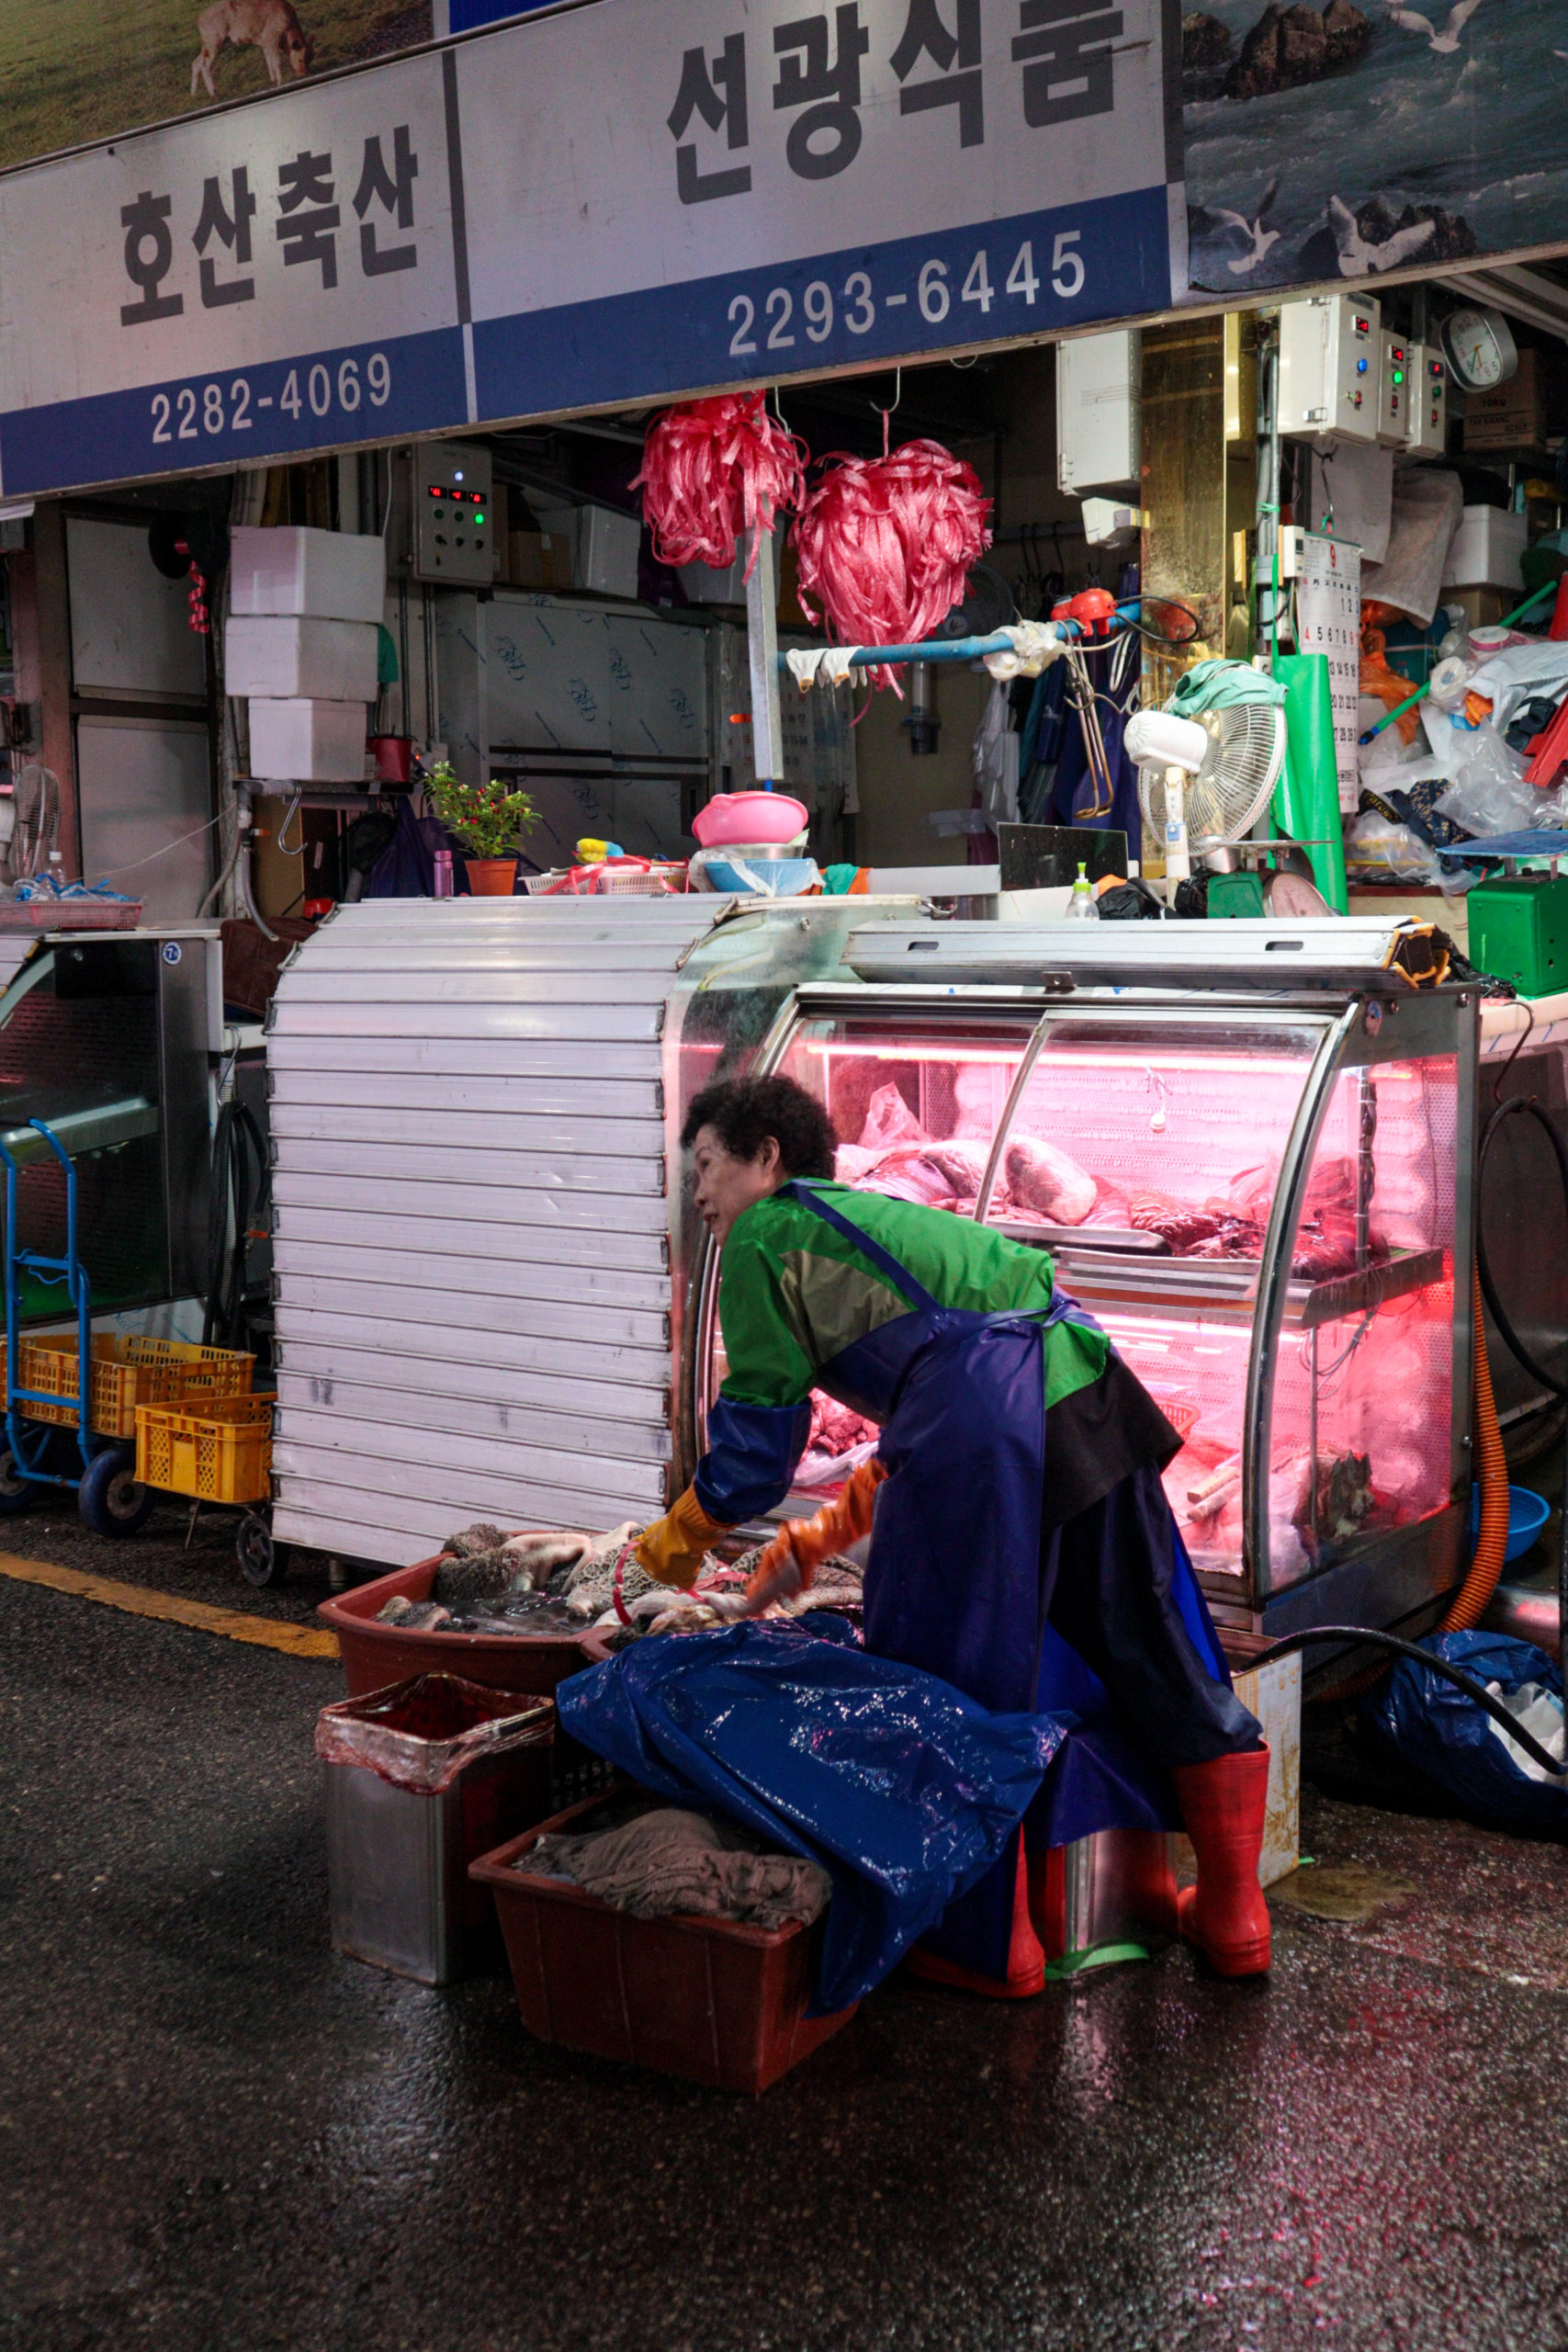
1182, 0, 1568, 295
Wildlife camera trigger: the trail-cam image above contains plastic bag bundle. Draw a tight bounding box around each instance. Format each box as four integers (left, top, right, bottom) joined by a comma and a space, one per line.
1346, 806, 1438, 884
314, 1673, 552, 1794
1363, 1631, 1566, 1833
792, 439, 992, 690
1434, 729, 1540, 836
632, 392, 807, 577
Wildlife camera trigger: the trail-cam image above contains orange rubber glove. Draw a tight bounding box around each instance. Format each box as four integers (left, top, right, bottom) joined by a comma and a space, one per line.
742, 1457, 887, 1616
635, 1486, 734, 1589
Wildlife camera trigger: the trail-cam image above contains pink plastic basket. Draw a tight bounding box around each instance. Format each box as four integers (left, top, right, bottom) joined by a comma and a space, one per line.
691, 792, 808, 848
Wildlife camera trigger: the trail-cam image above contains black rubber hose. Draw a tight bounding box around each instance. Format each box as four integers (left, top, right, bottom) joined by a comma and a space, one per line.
203, 1098, 270, 1352
1474, 1086, 1568, 1668
1476, 1095, 1568, 1399
1248, 1625, 1567, 1777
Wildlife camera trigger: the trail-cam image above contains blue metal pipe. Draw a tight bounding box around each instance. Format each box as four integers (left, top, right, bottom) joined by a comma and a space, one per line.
774, 609, 1144, 673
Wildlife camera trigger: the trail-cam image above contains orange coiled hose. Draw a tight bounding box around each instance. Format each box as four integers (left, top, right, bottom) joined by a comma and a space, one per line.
1442, 1264, 1512, 1632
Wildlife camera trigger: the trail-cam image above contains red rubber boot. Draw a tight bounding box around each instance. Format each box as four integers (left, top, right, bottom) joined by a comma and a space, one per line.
905, 1838, 1045, 1998
1171, 1746, 1272, 1977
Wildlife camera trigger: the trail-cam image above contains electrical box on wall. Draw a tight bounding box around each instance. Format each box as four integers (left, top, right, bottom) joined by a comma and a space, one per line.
1056, 330, 1141, 492
1378, 330, 1415, 448
1405, 344, 1448, 458
1278, 295, 1381, 444
412, 441, 495, 585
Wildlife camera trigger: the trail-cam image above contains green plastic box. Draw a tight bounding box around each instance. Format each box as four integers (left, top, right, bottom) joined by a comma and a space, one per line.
1468, 873, 1568, 998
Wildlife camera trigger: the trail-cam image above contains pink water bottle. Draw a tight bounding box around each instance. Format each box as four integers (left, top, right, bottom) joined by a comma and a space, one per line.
432, 848, 454, 899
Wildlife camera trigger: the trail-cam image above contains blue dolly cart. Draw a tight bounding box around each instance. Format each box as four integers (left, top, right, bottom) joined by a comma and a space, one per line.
0, 1117, 155, 1535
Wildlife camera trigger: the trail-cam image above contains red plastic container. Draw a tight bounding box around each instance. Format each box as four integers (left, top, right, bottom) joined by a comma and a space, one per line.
318, 1549, 592, 1701
367, 733, 415, 786
470, 1792, 858, 2094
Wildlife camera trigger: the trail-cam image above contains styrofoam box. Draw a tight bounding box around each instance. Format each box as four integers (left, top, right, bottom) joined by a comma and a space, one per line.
226, 615, 378, 702
248, 697, 368, 783
1442, 504, 1529, 592
231, 526, 386, 623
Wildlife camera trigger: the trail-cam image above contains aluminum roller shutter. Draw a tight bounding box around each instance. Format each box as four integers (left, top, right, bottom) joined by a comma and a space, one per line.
268, 895, 728, 1566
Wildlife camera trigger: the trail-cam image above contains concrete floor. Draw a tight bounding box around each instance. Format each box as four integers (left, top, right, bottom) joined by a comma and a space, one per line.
6, 1536, 1568, 2351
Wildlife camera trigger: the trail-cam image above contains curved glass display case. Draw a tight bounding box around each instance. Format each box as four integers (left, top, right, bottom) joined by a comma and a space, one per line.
685, 977, 1475, 1637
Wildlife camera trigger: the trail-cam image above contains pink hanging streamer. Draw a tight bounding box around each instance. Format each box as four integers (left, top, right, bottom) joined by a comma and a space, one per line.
633, 393, 807, 579
792, 439, 992, 692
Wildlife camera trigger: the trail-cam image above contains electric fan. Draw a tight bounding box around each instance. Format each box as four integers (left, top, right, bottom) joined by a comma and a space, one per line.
1124, 695, 1287, 886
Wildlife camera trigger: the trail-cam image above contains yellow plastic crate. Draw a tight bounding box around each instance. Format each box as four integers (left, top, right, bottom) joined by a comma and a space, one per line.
134, 1395, 275, 1505
0, 1333, 254, 1438
118, 1335, 255, 1397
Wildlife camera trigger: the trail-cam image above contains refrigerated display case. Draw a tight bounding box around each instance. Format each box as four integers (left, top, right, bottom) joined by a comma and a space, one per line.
680, 970, 1476, 1640
267, 892, 1475, 1649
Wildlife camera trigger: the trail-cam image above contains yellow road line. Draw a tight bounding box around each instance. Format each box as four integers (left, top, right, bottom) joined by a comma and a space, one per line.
0, 1551, 340, 1659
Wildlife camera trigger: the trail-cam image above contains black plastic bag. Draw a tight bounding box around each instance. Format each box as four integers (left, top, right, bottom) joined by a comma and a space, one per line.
1362, 1630, 1567, 1833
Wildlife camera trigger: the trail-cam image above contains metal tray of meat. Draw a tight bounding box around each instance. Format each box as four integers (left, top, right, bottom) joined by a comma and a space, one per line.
1047, 1242, 1448, 1329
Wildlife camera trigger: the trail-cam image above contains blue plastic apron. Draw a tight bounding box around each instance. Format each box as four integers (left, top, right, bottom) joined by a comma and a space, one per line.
782, 1180, 1226, 1982
783, 1180, 1096, 1717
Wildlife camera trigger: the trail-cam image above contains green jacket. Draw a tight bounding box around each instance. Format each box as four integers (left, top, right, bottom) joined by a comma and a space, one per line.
717, 1182, 1108, 1411
692, 1182, 1112, 1524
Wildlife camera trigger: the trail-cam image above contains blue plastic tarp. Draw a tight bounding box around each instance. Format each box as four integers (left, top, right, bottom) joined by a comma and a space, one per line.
555, 1616, 1067, 2013
1362, 1630, 1568, 1834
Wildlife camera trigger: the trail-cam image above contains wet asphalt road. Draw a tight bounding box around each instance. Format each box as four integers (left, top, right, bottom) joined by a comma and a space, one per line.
6, 1558, 1568, 2352
0, 1498, 356, 1625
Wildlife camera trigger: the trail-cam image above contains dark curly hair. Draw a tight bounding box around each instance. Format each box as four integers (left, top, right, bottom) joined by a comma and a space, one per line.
680, 1074, 836, 1179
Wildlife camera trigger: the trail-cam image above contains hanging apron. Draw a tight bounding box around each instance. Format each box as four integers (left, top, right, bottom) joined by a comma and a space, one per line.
781, 1179, 1229, 1983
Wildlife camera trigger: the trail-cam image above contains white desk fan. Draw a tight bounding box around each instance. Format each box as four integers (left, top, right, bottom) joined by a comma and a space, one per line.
1125, 696, 1287, 886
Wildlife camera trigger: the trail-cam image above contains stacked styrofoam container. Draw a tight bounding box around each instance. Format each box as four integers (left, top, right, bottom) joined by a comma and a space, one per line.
228, 526, 386, 782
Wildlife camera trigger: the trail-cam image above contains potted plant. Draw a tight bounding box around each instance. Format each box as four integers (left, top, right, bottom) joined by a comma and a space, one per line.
425, 763, 537, 896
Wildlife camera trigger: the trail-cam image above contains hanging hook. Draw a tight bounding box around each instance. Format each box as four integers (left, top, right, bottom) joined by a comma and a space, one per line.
275, 791, 305, 860
871, 366, 902, 457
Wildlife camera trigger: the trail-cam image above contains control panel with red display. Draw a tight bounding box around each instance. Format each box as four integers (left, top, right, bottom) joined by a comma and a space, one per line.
1378, 330, 1410, 448
1404, 343, 1449, 459
1278, 292, 1382, 447
412, 439, 496, 587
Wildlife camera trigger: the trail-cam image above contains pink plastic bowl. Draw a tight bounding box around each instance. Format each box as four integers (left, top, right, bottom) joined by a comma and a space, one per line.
691, 792, 810, 848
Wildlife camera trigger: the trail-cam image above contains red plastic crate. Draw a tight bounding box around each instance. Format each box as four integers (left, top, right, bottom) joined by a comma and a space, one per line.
470, 1792, 858, 2095
318, 1544, 592, 1700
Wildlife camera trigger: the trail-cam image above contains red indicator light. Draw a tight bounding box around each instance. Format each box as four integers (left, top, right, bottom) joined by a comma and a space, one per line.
427, 484, 445, 497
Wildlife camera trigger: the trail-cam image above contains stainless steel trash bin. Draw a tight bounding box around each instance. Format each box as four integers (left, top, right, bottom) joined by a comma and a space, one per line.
319, 1676, 554, 1985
